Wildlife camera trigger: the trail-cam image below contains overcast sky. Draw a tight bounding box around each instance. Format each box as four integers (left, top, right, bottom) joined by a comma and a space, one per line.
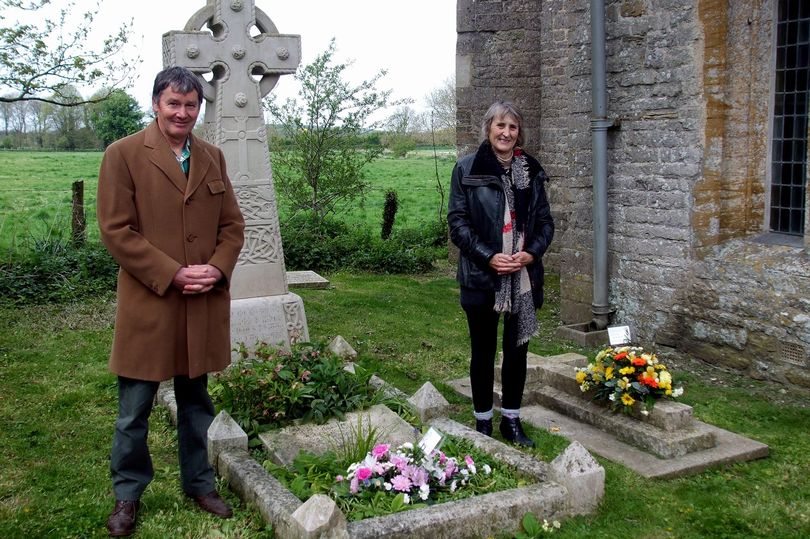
46, 0, 457, 115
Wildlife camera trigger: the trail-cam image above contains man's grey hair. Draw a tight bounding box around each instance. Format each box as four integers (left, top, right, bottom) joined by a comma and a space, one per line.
152, 66, 204, 105
480, 101, 525, 148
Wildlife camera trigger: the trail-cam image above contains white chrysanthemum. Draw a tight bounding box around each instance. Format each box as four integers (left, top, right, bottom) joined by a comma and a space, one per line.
482, 464, 491, 475
419, 483, 430, 500
672, 387, 684, 397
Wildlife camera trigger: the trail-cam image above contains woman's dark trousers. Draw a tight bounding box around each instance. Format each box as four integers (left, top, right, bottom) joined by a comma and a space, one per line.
461, 289, 529, 414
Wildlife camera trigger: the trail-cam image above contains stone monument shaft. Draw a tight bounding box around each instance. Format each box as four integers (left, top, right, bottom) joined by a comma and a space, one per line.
163, 0, 309, 349
164, 0, 299, 299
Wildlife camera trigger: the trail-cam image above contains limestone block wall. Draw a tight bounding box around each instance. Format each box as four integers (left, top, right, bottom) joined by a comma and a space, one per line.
457, 0, 810, 387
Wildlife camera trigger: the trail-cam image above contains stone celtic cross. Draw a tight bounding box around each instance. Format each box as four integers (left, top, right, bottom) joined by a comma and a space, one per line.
163, 0, 300, 299
163, 0, 309, 350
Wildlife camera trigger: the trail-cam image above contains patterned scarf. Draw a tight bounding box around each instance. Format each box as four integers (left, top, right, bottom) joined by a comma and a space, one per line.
493, 150, 538, 346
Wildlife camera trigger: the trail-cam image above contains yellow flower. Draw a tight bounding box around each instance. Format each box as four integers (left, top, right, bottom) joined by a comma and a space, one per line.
617, 377, 630, 390
646, 366, 656, 375
655, 363, 667, 370
576, 370, 587, 384
605, 366, 614, 380
659, 371, 672, 386
619, 366, 635, 375
666, 388, 673, 396
621, 393, 635, 406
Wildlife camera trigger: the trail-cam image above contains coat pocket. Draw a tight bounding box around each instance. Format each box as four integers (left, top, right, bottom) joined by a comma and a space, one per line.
207, 180, 226, 195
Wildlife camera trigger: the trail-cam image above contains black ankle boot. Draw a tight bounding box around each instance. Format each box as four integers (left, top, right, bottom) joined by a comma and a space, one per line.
499, 417, 535, 447
475, 419, 493, 436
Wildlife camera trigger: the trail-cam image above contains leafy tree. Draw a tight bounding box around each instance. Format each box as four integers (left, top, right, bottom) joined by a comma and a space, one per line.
265, 39, 399, 223
88, 89, 144, 147
0, 0, 137, 106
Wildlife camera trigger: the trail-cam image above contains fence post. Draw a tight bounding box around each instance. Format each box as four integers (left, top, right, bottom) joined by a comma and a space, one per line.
71, 180, 86, 247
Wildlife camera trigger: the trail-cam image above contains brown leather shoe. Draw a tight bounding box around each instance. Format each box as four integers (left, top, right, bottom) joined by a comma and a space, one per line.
187, 490, 233, 518
106, 500, 139, 537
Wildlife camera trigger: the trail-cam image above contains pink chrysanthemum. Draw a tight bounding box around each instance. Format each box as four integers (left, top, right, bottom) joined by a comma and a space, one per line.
391, 474, 412, 492
372, 443, 390, 458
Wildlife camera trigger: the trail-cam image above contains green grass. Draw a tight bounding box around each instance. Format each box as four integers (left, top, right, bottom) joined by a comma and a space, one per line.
0, 152, 104, 249
2, 266, 809, 537
0, 150, 455, 251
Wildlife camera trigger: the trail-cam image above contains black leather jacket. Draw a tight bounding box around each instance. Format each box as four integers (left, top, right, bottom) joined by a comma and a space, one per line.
448, 141, 554, 308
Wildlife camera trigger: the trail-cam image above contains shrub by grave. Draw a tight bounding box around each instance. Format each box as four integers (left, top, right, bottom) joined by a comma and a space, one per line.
210, 341, 377, 438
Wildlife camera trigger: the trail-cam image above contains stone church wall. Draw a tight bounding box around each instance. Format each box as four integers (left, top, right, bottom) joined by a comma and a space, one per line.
456, 0, 810, 387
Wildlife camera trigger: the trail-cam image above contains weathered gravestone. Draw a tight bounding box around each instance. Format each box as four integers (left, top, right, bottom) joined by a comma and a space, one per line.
163, 0, 308, 354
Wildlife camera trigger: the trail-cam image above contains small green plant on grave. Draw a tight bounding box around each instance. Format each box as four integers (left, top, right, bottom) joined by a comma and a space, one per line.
209, 340, 376, 438
263, 432, 523, 521
514, 512, 561, 538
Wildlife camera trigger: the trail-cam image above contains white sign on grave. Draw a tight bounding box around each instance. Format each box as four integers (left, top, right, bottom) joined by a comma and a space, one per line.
607, 325, 632, 346
163, 0, 308, 355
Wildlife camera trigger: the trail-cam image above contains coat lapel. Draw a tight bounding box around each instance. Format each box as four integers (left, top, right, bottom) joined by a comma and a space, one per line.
185, 134, 213, 200
144, 121, 188, 195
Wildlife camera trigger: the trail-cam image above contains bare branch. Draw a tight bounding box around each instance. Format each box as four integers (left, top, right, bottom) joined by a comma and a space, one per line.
0, 1, 139, 105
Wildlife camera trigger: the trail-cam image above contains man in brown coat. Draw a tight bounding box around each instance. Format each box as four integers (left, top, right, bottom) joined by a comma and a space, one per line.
97, 67, 245, 537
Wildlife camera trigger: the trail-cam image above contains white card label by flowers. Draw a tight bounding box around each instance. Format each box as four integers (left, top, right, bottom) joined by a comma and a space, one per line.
418, 427, 443, 454
607, 325, 632, 345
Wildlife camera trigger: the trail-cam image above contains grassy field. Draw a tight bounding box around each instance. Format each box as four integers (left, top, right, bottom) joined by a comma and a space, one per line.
0, 152, 104, 248
0, 150, 455, 251
1, 266, 809, 538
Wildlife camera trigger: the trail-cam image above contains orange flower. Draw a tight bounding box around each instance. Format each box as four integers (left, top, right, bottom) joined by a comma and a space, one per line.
613, 352, 628, 361
638, 374, 659, 388
631, 356, 647, 367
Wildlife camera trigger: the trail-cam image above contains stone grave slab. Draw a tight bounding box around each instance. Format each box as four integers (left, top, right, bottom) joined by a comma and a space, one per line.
446, 351, 770, 478
259, 404, 418, 467
287, 270, 330, 289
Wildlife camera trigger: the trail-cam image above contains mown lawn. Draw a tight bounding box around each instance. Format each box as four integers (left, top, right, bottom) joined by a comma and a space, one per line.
1, 266, 808, 538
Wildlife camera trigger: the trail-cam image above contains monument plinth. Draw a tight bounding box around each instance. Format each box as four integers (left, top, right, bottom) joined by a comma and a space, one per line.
163, 0, 309, 353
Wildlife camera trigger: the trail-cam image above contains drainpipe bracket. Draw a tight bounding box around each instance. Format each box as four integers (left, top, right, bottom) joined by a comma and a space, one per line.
590, 118, 620, 131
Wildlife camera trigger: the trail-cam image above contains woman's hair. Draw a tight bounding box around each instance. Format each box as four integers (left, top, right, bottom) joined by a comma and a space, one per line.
152, 66, 204, 105
480, 101, 525, 148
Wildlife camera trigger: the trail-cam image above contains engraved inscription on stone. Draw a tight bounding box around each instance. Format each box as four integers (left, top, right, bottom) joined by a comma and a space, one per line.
231, 299, 287, 349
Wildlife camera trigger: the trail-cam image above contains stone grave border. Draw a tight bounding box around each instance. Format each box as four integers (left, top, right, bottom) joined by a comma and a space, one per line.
156, 374, 605, 538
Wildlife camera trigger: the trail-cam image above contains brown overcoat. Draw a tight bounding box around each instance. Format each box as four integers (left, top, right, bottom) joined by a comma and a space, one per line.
97, 121, 245, 381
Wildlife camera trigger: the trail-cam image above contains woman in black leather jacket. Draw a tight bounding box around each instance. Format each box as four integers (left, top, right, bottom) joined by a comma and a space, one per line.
448, 101, 554, 447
